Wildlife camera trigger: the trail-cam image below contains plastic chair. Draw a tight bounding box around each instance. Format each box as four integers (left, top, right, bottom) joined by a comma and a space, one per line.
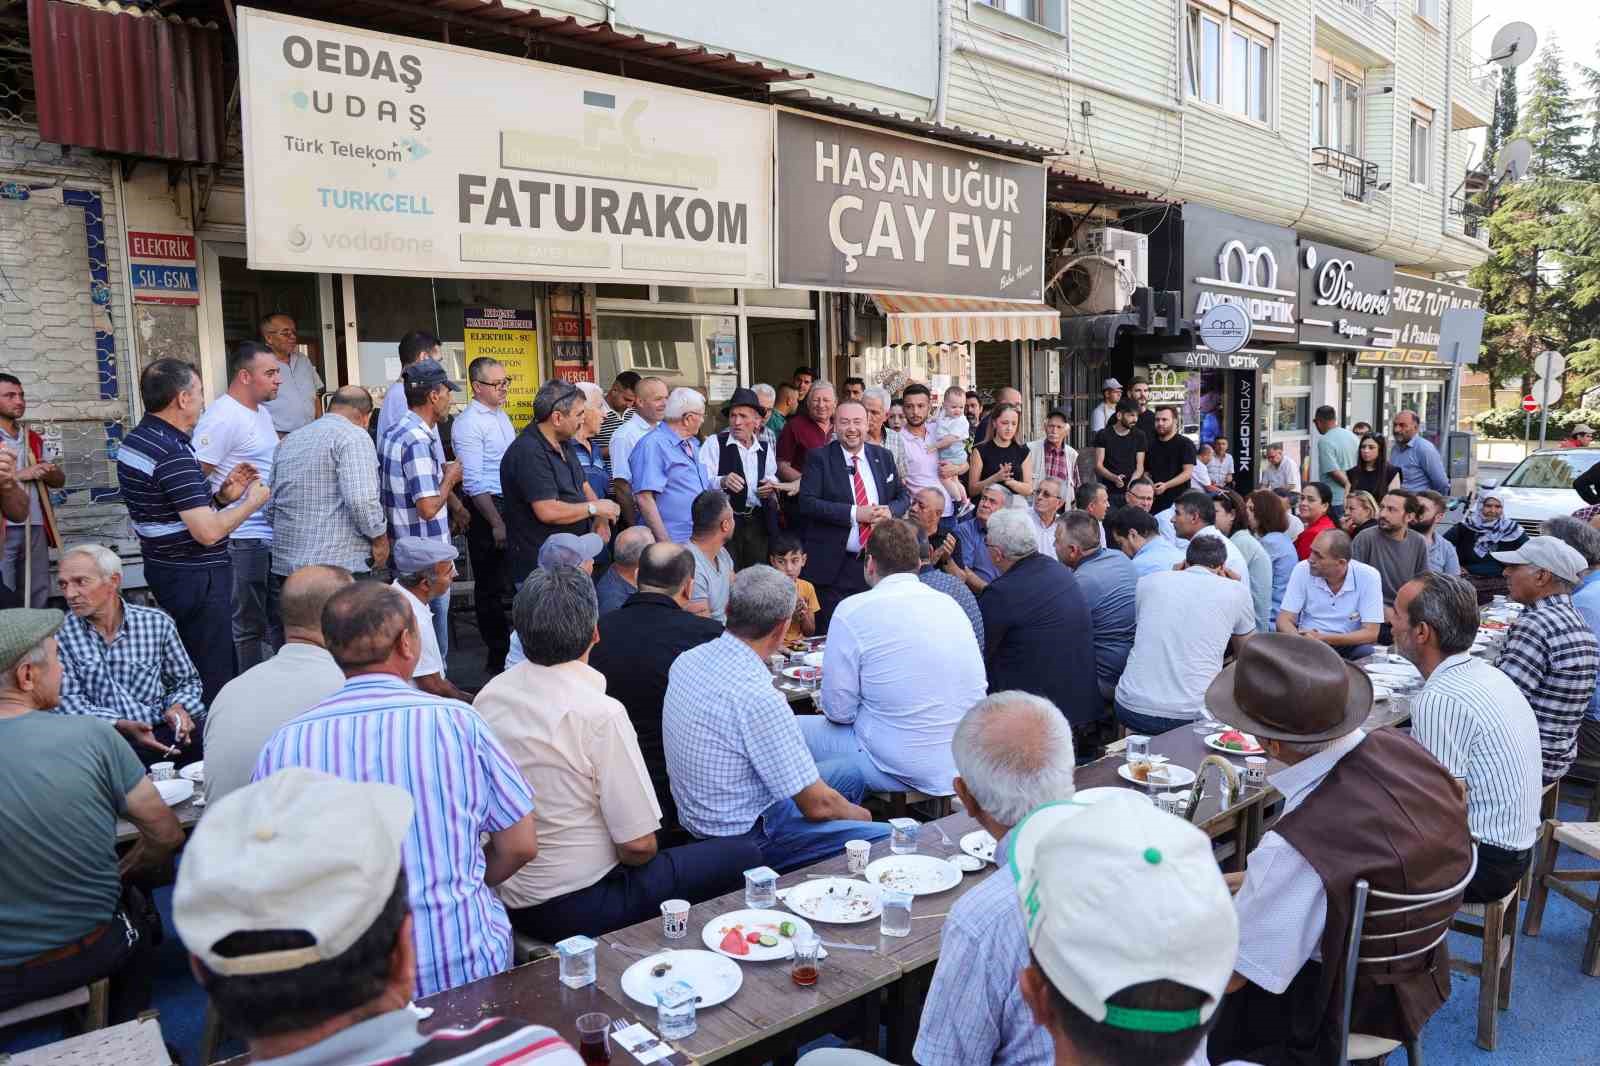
1336, 846, 1478, 1066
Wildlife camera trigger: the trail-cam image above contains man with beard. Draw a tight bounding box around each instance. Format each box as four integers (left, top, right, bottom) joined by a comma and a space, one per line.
1128, 378, 1156, 439
896, 384, 960, 517
1414, 489, 1459, 576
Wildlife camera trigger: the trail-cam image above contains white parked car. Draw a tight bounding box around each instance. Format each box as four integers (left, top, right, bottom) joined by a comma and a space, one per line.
1474, 448, 1600, 537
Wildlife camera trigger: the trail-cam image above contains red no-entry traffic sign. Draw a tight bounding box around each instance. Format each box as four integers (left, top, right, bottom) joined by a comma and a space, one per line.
1522, 395, 1540, 413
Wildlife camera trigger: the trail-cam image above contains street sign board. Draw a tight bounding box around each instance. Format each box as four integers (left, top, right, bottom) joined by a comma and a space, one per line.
1533, 350, 1566, 382
1522, 395, 1539, 413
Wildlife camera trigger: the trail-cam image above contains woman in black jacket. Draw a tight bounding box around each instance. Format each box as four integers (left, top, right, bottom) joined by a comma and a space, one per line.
1444, 494, 1528, 576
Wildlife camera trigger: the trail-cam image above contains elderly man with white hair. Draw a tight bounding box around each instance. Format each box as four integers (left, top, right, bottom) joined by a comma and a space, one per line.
630, 386, 714, 544
862, 385, 909, 482
913, 691, 1076, 1066
979, 509, 1102, 731
751, 383, 778, 446
54, 543, 207, 766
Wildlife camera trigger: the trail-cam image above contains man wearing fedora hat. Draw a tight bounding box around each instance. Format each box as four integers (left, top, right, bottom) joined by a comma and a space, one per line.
700, 387, 781, 569
1206, 634, 1471, 1066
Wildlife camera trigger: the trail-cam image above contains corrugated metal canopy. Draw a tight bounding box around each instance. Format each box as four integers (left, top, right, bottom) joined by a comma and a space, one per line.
27, 0, 227, 163
872, 294, 1061, 345
1047, 165, 1174, 205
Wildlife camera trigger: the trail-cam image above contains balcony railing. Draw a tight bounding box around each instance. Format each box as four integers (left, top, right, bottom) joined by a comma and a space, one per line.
1448, 194, 1486, 239
1313, 146, 1381, 202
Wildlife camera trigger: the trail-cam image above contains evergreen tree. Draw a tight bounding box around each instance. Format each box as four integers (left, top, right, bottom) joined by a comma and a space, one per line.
1581, 45, 1600, 183
1519, 42, 1584, 178
1484, 64, 1518, 177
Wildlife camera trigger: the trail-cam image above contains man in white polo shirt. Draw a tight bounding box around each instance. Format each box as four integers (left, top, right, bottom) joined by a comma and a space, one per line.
1275, 527, 1383, 659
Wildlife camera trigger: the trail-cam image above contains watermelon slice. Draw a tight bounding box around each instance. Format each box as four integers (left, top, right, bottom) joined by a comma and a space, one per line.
719, 927, 750, 956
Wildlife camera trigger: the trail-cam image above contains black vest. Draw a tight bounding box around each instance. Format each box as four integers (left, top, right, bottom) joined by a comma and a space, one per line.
717, 431, 768, 513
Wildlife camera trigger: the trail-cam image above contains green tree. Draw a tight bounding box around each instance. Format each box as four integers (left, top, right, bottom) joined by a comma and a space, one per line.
1484, 64, 1519, 178
1520, 42, 1584, 178
1582, 45, 1600, 183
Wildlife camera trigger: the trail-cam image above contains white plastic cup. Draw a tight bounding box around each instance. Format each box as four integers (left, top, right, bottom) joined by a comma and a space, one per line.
661, 898, 690, 940
844, 839, 871, 875
149, 762, 176, 781
1243, 756, 1268, 791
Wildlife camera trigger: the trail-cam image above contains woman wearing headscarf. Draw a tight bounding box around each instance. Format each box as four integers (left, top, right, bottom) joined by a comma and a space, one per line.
1444, 493, 1529, 577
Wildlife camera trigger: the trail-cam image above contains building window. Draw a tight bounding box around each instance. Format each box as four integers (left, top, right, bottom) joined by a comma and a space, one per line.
1333, 73, 1361, 156
1312, 78, 1327, 145
1415, 0, 1440, 24
980, 0, 1065, 32
1409, 106, 1433, 187
1313, 55, 1363, 157
1186, 2, 1275, 123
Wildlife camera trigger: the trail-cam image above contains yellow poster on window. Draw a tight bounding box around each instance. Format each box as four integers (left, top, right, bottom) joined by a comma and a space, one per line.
464, 308, 539, 429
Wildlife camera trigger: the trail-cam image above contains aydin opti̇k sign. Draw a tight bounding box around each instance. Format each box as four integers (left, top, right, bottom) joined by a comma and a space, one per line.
238, 8, 773, 285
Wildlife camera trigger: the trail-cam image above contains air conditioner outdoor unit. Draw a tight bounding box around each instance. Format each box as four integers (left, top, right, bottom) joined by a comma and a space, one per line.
1054, 254, 1136, 315
1079, 226, 1149, 287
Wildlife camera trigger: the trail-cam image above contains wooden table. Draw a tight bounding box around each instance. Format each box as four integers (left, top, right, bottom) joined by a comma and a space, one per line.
418, 956, 644, 1054
115, 796, 201, 846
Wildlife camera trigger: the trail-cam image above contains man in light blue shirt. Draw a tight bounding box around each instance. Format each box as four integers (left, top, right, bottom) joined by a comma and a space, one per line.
1313, 406, 1360, 520
1544, 516, 1600, 763
913, 691, 1074, 1066
628, 389, 713, 544
1390, 411, 1450, 494
1057, 510, 1136, 700
1414, 490, 1460, 577
454, 357, 517, 674
1107, 505, 1184, 578
1276, 527, 1383, 659
801, 519, 986, 796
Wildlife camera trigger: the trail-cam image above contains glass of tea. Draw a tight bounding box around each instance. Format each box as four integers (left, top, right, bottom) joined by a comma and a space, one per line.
791, 932, 821, 987
576, 1012, 611, 1064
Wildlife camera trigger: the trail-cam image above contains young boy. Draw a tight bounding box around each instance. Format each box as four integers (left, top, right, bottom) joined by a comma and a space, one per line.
769, 532, 818, 640
928, 385, 973, 505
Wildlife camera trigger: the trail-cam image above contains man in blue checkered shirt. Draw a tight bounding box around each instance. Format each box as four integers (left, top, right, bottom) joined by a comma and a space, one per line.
379, 358, 466, 659
663, 565, 889, 872
54, 544, 204, 766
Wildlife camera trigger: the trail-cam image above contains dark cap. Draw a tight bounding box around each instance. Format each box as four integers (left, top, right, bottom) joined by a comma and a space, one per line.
400, 358, 460, 393
721, 387, 763, 418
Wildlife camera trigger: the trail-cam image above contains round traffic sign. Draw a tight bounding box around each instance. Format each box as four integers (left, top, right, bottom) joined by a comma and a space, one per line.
1522, 395, 1539, 413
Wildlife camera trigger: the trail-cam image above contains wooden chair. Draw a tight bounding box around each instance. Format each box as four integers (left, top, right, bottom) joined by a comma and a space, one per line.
198, 1003, 227, 1065
1336, 847, 1477, 1066
1521, 820, 1600, 976
513, 932, 555, 965
0, 979, 109, 1035
1523, 781, 1561, 899
1564, 757, 1600, 823
1448, 880, 1522, 1050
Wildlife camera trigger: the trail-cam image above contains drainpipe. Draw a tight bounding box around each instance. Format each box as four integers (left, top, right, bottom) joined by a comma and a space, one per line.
1439, 0, 1455, 242
931, 0, 951, 125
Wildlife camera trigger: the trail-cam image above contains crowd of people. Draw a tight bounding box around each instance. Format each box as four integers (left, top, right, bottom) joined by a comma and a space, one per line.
2, 338, 1599, 1066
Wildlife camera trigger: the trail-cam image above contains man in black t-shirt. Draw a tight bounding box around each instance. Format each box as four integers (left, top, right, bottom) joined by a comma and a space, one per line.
1145, 405, 1198, 513
1091, 398, 1146, 507
1129, 377, 1157, 439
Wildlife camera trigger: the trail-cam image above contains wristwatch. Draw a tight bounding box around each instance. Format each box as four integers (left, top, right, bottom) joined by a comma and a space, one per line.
586, 502, 597, 517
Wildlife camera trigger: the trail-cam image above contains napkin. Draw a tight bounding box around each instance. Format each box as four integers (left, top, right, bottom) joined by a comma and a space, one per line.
613, 1022, 692, 1064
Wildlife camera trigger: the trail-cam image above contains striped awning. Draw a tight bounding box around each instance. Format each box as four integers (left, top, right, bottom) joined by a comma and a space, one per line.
871, 295, 1062, 345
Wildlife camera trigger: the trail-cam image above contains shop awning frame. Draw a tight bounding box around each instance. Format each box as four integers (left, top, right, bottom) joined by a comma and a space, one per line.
871, 294, 1061, 346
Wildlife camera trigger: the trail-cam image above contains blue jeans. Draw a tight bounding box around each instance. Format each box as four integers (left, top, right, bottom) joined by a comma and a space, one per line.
143, 558, 236, 707
798, 716, 923, 794
229, 539, 282, 671
755, 761, 891, 872
430, 586, 451, 661
1114, 703, 1194, 737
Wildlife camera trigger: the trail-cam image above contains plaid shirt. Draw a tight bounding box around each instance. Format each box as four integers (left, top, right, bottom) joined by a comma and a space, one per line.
1039, 440, 1070, 483
1495, 594, 1600, 782
662, 632, 818, 838
269, 413, 388, 575
56, 601, 205, 722
379, 411, 450, 544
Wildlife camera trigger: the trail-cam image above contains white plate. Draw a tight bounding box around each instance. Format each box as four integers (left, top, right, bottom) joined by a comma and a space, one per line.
960, 830, 997, 865
802, 652, 825, 669
1364, 662, 1421, 681
1203, 732, 1263, 756
702, 910, 813, 961
178, 761, 205, 783
1073, 785, 1153, 806
620, 949, 743, 1009
782, 878, 882, 924
1117, 763, 1197, 788
154, 778, 194, 806
950, 854, 985, 873
864, 854, 962, 896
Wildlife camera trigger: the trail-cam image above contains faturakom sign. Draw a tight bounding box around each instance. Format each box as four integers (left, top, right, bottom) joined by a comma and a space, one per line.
236, 7, 772, 285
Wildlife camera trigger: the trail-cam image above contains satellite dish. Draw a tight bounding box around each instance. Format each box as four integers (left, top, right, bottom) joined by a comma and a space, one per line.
1495, 138, 1533, 183
1488, 22, 1538, 67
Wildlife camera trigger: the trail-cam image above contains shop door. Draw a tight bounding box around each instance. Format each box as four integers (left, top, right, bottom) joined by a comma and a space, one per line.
199, 242, 335, 397
749, 318, 813, 395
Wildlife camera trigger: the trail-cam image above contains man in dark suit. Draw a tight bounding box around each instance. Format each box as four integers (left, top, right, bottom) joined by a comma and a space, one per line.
796, 399, 909, 629
588, 542, 722, 834
979, 507, 1104, 733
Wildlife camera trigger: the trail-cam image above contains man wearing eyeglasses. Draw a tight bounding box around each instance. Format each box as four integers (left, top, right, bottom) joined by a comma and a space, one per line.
454, 358, 517, 675
257, 313, 323, 436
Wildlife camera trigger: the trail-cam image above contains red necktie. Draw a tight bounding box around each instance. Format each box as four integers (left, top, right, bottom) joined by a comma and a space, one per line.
850, 457, 872, 549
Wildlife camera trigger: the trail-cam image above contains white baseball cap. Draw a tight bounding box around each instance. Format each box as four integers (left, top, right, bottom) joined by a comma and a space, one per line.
1011, 792, 1238, 1031
1102, 378, 1124, 391
1491, 534, 1588, 586
174, 768, 414, 977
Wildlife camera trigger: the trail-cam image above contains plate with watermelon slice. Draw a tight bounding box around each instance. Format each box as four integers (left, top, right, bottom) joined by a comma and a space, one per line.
702, 909, 815, 962
1204, 730, 1264, 755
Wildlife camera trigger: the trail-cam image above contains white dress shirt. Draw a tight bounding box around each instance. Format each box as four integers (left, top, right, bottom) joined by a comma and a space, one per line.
699, 432, 768, 510
1031, 512, 1061, 557
819, 572, 987, 794
843, 445, 880, 554
451, 400, 516, 498
1232, 729, 1366, 993
609, 413, 653, 483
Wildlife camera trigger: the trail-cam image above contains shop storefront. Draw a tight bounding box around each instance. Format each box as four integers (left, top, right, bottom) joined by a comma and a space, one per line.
1352, 275, 1484, 445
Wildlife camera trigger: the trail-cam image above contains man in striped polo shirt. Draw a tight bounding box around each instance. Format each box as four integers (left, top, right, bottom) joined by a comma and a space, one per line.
1392, 572, 1544, 903
177, 769, 580, 1065
254, 581, 536, 997
116, 359, 270, 705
